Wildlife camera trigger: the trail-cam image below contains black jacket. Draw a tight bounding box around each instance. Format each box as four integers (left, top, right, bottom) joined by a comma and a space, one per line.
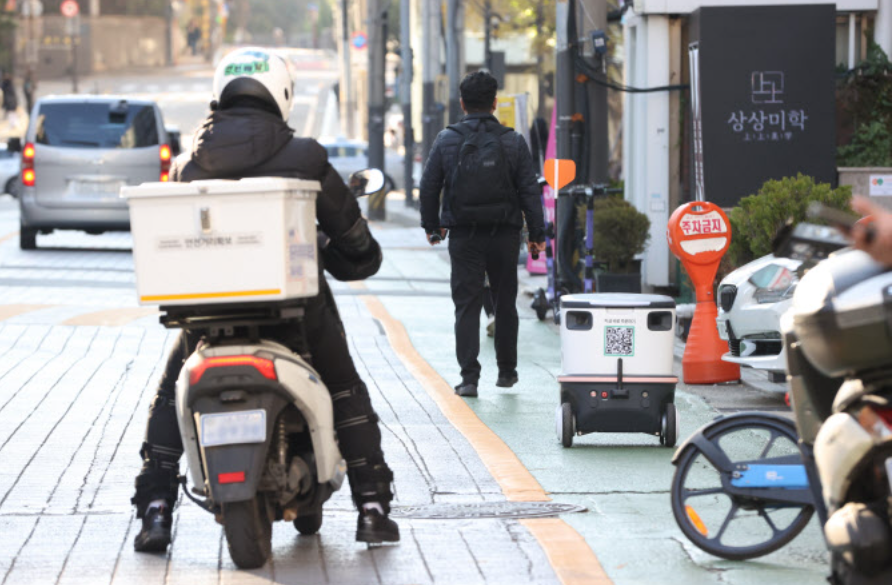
172, 107, 381, 281
419, 113, 545, 242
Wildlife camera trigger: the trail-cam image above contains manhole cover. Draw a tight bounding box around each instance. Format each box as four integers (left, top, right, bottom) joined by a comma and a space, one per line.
390, 502, 587, 520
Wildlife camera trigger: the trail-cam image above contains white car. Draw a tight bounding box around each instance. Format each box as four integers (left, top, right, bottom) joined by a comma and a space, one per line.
715, 254, 803, 381
319, 136, 419, 193
0, 143, 20, 197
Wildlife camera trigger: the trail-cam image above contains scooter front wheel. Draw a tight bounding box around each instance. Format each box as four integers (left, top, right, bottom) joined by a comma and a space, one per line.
223, 494, 273, 569
670, 416, 814, 560
293, 508, 324, 535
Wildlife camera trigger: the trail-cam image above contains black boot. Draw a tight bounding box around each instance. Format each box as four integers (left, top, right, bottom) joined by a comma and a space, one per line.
134, 506, 172, 552
356, 508, 400, 544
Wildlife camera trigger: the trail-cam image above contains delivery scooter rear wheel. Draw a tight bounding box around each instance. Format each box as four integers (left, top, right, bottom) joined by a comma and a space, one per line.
223, 494, 273, 569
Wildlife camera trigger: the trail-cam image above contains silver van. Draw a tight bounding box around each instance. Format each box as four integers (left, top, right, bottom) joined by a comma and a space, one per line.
17, 96, 172, 249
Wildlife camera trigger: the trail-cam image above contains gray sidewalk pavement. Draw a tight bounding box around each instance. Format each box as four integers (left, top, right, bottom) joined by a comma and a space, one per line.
0, 192, 828, 585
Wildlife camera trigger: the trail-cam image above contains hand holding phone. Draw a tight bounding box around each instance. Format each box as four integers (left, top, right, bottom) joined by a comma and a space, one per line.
807, 202, 875, 244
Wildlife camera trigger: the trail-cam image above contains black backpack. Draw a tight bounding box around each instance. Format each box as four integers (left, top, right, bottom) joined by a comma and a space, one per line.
448, 123, 516, 225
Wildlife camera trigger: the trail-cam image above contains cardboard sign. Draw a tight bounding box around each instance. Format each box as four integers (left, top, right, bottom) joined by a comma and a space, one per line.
543, 159, 576, 191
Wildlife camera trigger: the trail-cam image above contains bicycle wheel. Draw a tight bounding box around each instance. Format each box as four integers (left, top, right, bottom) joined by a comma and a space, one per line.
670, 415, 814, 560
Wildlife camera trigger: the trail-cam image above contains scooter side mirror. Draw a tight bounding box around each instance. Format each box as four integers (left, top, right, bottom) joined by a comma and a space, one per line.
348, 168, 385, 199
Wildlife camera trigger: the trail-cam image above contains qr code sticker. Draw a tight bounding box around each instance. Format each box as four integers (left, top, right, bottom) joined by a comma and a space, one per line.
605, 326, 634, 356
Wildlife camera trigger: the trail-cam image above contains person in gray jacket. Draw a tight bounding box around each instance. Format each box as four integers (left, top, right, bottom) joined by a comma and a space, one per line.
420, 71, 546, 397
132, 47, 399, 552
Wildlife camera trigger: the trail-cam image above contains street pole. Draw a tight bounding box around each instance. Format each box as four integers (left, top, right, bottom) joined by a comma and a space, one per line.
340, 0, 355, 138
584, 0, 608, 184
421, 0, 436, 164
535, 1, 545, 120
483, 0, 491, 72
446, 0, 461, 124
555, 0, 576, 290
400, 0, 415, 206
367, 0, 387, 220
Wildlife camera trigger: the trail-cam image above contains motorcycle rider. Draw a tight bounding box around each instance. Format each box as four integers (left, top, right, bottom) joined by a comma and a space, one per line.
132, 47, 399, 551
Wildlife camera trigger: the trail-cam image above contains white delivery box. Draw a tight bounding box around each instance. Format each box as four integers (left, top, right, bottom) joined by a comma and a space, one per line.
123, 177, 320, 306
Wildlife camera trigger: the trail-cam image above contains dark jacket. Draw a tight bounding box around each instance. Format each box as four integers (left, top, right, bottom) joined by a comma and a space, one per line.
172, 107, 381, 281
419, 113, 545, 242
1, 79, 17, 112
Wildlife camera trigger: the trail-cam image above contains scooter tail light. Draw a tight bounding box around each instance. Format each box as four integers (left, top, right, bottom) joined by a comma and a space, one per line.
218, 471, 245, 484
22, 142, 35, 186
160, 144, 172, 181
189, 355, 277, 385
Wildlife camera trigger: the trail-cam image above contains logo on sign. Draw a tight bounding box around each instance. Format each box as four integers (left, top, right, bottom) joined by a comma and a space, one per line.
751, 71, 784, 104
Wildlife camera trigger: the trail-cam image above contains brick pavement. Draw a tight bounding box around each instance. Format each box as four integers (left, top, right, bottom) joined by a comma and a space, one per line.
0, 220, 562, 585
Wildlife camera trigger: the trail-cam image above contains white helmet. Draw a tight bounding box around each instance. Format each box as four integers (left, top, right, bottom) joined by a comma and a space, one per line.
213, 47, 294, 120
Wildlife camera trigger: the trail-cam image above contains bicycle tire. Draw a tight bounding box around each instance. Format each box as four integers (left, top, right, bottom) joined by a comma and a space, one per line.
670, 416, 814, 560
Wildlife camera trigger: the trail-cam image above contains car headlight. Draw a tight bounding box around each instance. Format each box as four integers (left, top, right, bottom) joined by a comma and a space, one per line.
750, 263, 798, 304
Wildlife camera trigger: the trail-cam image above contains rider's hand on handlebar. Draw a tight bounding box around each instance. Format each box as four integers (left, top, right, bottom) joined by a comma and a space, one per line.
851, 196, 892, 266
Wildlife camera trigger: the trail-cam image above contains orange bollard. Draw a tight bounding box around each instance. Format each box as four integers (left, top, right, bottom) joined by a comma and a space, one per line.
667, 202, 740, 385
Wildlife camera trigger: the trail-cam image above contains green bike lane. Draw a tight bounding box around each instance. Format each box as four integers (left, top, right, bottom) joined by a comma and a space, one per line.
365, 235, 828, 585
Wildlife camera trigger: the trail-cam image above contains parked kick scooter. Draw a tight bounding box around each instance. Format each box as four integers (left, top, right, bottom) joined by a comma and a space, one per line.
531, 176, 561, 323
567, 183, 622, 294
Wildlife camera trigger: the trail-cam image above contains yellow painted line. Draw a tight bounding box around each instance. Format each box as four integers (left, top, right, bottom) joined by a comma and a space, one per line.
140, 289, 281, 302
0, 304, 53, 321
358, 287, 612, 585
62, 307, 159, 327
0, 231, 19, 244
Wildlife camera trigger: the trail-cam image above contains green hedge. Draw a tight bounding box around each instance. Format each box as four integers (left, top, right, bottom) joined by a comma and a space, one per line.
727, 173, 852, 267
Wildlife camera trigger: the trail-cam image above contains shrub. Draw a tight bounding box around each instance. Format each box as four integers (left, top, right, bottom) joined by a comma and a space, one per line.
727, 174, 852, 267
837, 121, 892, 167
591, 196, 651, 273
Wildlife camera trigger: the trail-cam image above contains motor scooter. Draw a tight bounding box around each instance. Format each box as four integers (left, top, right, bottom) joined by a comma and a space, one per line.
670, 215, 892, 584
147, 170, 386, 569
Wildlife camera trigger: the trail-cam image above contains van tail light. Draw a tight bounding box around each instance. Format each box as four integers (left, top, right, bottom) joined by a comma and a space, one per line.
189, 355, 277, 385
159, 144, 172, 182
21, 142, 35, 187
858, 405, 892, 439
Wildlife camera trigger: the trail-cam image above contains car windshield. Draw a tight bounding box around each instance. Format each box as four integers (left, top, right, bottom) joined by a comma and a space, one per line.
34, 103, 159, 149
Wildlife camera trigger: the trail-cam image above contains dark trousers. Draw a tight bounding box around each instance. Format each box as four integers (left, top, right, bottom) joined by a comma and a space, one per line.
448, 227, 520, 384
133, 280, 394, 516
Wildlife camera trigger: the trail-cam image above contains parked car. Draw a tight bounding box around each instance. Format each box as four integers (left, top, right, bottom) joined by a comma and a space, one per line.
319, 136, 419, 193
0, 142, 20, 197
17, 96, 173, 249
715, 254, 803, 381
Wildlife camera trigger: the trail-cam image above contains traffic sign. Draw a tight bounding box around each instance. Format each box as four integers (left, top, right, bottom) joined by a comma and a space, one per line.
351, 31, 367, 50
60, 0, 78, 18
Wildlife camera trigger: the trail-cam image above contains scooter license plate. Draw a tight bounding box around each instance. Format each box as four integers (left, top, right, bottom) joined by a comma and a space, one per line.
199, 410, 267, 447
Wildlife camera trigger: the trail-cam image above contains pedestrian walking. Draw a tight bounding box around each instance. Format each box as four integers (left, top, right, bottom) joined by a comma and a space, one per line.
420, 70, 546, 397
22, 68, 36, 114
1, 73, 18, 126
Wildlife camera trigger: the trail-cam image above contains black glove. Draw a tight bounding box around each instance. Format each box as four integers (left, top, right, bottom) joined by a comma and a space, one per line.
321, 239, 383, 281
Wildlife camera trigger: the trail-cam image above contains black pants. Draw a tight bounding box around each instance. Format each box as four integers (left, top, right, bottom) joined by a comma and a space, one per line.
448, 227, 520, 384
132, 280, 394, 516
